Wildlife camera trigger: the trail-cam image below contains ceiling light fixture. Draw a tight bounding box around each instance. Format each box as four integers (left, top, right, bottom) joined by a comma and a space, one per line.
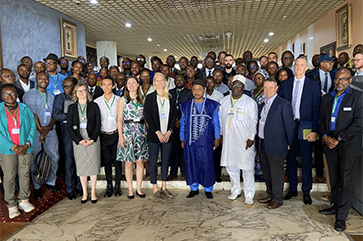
163, 49, 167, 52
283, 15, 287, 18
125, 22, 132, 28
156, 44, 160, 47
147, 37, 152, 42
264, 39, 269, 43
89, 0, 98, 4
268, 32, 274, 36
309, 37, 314, 40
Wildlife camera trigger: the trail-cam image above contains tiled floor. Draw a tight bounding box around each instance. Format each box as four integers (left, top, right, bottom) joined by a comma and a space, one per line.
6, 190, 363, 241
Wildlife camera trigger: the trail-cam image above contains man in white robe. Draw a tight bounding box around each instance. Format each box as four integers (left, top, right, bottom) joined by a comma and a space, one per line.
220, 75, 258, 206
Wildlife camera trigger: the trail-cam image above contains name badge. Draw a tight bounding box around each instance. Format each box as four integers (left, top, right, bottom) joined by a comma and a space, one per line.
45, 110, 51, 117
108, 115, 115, 121
80, 122, 87, 129
331, 117, 336, 123
134, 116, 141, 122
12, 128, 20, 134
343, 107, 352, 111
260, 118, 265, 124
227, 112, 234, 117
53, 89, 61, 95
160, 113, 167, 119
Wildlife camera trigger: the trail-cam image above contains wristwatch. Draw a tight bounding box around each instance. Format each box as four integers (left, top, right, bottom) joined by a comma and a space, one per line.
25, 141, 31, 147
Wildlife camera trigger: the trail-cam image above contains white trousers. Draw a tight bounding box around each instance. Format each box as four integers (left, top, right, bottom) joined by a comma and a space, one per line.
226, 165, 255, 204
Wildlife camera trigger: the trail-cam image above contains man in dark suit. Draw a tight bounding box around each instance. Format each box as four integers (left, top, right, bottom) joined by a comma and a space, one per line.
318, 68, 362, 232
196, 55, 215, 81
278, 56, 321, 205
168, 74, 193, 180
15, 64, 35, 93
258, 78, 295, 209
87, 73, 103, 100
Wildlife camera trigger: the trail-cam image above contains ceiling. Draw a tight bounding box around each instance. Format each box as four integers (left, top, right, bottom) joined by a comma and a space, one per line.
35, 0, 344, 60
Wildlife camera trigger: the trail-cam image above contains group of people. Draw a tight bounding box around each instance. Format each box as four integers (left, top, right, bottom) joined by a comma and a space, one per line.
0, 44, 362, 232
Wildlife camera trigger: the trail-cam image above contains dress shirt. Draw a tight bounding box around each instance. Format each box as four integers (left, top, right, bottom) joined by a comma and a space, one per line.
206, 89, 224, 103
292, 76, 305, 119
319, 68, 332, 95
355, 70, 363, 76
157, 95, 170, 135
215, 82, 230, 95
94, 94, 120, 132
258, 94, 278, 139
205, 68, 215, 77
330, 87, 349, 132
18, 79, 31, 92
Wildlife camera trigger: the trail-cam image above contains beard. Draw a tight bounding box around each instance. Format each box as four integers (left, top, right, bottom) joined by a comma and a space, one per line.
225, 64, 232, 69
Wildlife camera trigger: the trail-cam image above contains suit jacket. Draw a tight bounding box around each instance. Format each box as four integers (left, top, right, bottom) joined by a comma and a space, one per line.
260, 95, 295, 156
306, 68, 335, 93
90, 86, 104, 101
169, 88, 193, 119
319, 88, 362, 158
14, 79, 35, 92
67, 101, 101, 144
278, 76, 321, 133
144, 91, 177, 143
196, 67, 213, 80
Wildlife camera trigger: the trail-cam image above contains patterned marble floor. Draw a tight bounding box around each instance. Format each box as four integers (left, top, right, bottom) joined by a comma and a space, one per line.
6, 190, 363, 241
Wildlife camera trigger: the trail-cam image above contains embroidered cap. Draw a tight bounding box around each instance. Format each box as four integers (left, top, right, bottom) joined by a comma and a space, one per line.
192, 79, 206, 88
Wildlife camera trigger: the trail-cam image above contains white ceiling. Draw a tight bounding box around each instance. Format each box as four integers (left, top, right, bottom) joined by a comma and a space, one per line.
35, 0, 344, 60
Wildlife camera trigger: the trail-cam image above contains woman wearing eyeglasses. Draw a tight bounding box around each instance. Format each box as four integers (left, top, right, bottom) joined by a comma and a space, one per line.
0, 84, 36, 219
67, 84, 101, 204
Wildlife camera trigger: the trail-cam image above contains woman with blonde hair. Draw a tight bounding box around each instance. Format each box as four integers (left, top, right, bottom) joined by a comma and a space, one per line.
144, 73, 177, 199
116, 76, 148, 199
67, 83, 101, 204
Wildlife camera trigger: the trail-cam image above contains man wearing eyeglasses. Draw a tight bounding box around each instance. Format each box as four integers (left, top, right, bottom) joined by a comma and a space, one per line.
121, 57, 132, 77
353, 51, 363, 76
0, 69, 24, 103
318, 68, 362, 232
43, 53, 66, 96
59, 57, 72, 78
219, 75, 258, 206
281, 51, 295, 73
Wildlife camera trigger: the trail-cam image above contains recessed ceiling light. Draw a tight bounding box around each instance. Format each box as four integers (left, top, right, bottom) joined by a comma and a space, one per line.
268, 32, 274, 36
147, 37, 152, 42
89, 0, 98, 4
125, 22, 132, 28
309, 37, 314, 40
156, 44, 160, 47
283, 15, 287, 18
163, 49, 167, 52
264, 38, 269, 43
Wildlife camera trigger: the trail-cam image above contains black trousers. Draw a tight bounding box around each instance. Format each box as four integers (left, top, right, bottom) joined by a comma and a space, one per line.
314, 140, 324, 178
169, 130, 185, 176
325, 142, 359, 221
100, 133, 122, 186
260, 140, 285, 204
214, 145, 222, 180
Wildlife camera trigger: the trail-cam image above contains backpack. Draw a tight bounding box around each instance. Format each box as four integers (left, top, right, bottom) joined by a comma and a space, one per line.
32, 145, 51, 186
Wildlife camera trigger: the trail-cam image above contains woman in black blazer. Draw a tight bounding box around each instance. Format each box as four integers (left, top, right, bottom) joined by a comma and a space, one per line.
67, 83, 101, 204
144, 73, 177, 199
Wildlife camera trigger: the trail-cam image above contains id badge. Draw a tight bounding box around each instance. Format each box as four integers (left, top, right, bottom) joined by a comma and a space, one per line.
53, 89, 61, 95
45, 110, 51, 117
331, 117, 336, 123
80, 122, 87, 129
160, 113, 167, 119
134, 116, 141, 122
227, 112, 234, 118
12, 128, 20, 134
260, 118, 265, 124
108, 115, 115, 121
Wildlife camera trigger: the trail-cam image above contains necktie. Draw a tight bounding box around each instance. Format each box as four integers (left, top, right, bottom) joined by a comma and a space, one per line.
208, 70, 211, 76
90, 87, 94, 96
323, 72, 328, 93
291, 80, 300, 117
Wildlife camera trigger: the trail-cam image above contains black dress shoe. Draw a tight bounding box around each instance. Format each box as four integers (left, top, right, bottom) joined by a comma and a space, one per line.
114, 184, 122, 197
68, 192, 76, 200
81, 196, 88, 204
319, 206, 336, 215
303, 193, 312, 205
47, 185, 60, 193
33, 188, 43, 199
127, 194, 135, 200
186, 190, 199, 198
216, 177, 222, 183
335, 220, 346, 232
284, 191, 298, 200
104, 185, 114, 198
136, 191, 146, 198
205, 192, 213, 199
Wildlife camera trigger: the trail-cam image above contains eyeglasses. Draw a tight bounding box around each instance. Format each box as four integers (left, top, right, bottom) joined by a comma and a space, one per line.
136, 58, 145, 61
122, 61, 131, 64
45, 61, 57, 65
232, 84, 244, 88
353, 58, 363, 62
335, 77, 351, 82
1, 92, 17, 98
249, 65, 257, 69
60, 61, 68, 64
78, 59, 85, 63
63, 85, 73, 89
140, 74, 150, 77
2, 74, 15, 78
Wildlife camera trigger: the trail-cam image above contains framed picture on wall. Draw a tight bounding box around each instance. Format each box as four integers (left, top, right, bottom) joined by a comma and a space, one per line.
336, 4, 351, 51
60, 18, 78, 59
320, 42, 336, 57
0, 24, 3, 69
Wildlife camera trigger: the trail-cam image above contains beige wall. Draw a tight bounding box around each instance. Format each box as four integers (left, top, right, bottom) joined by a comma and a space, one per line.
272, 0, 362, 64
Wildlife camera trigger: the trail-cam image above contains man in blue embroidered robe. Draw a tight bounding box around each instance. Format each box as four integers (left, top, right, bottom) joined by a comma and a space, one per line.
180, 79, 220, 199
